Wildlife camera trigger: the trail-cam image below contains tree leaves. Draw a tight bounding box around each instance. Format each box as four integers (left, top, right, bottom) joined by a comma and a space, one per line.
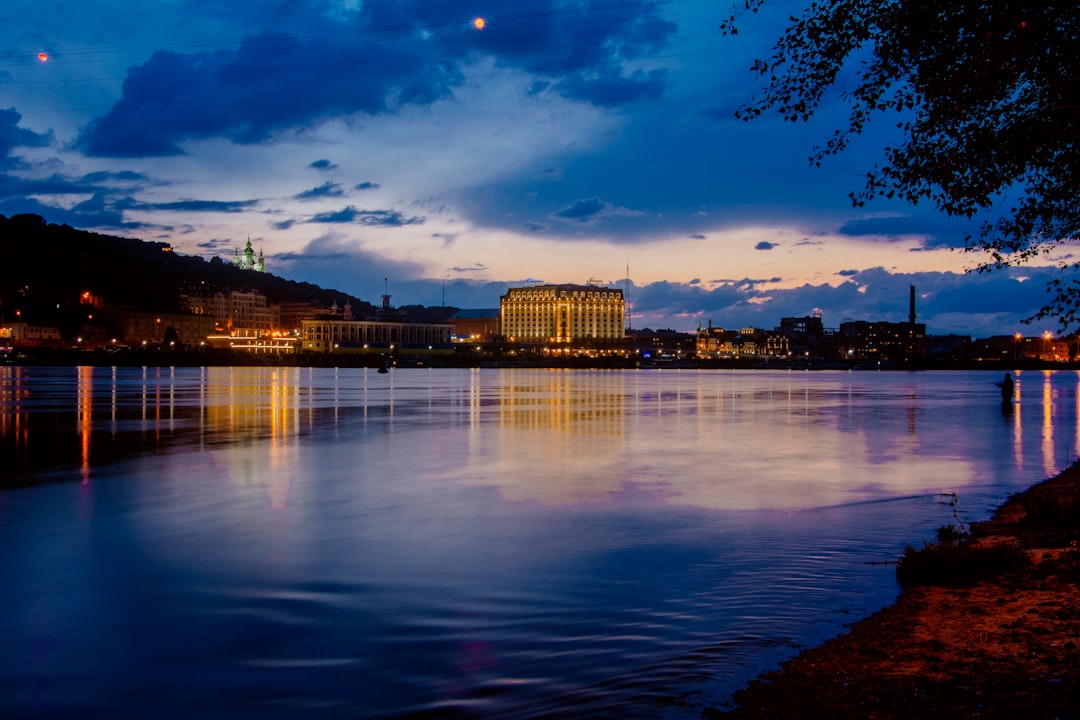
725, 1, 1080, 330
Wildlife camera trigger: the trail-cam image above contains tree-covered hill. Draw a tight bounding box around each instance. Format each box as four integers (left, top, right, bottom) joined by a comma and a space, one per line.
1, 213, 375, 329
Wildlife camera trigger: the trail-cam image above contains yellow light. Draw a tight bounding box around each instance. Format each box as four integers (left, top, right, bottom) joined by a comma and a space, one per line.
38, 52, 48, 62
473, 17, 486, 30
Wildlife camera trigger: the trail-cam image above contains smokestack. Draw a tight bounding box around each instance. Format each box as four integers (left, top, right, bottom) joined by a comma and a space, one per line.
909, 285, 916, 325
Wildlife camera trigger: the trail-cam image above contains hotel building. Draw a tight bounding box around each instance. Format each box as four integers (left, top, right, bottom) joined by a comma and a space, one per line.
500, 284, 625, 344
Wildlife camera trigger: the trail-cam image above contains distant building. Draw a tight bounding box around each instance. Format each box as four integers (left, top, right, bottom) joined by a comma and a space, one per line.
501, 283, 624, 344
697, 323, 788, 357
838, 320, 926, 363
0, 322, 61, 346
301, 319, 453, 354
119, 311, 217, 346
838, 286, 926, 364
182, 287, 272, 333
776, 312, 836, 358
274, 301, 324, 334
233, 237, 265, 272
449, 309, 501, 341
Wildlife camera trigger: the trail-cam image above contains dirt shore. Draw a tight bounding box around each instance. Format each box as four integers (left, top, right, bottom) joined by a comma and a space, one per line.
710, 467, 1080, 719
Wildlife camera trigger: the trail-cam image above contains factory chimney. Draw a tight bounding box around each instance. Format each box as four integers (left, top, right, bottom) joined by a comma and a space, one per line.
909, 285, 916, 325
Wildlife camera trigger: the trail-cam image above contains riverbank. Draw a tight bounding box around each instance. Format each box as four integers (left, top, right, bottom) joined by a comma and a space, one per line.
711, 467, 1080, 719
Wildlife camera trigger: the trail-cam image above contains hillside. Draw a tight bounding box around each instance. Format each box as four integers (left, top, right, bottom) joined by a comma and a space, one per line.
1, 213, 376, 335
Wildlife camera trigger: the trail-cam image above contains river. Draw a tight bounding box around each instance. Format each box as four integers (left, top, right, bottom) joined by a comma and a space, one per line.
1, 366, 1074, 718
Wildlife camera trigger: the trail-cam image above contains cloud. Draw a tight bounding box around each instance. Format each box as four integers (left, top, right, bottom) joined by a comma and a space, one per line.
838, 212, 978, 249
553, 197, 607, 222
0, 108, 51, 169
77, 31, 465, 156
308, 205, 424, 226
550, 196, 643, 225
556, 67, 668, 107
140, 199, 258, 212
309, 159, 338, 171
75, 0, 679, 157
755, 241, 778, 251
354, 181, 380, 191
80, 170, 150, 184
196, 237, 235, 250
274, 232, 426, 296
0, 193, 146, 230
295, 181, 345, 200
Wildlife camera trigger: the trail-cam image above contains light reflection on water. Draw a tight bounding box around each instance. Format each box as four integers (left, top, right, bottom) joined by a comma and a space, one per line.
2, 366, 1078, 718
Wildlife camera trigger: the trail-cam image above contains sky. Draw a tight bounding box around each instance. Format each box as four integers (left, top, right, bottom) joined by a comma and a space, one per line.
0, 0, 1061, 336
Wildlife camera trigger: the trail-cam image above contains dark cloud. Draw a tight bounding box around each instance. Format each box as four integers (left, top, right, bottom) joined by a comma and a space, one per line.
552, 197, 607, 222
354, 181, 380, 191
755, 241, 778, 251
309, 159, 338, 171
521, 221, 546, 232
556, 68, 667, 107
77, 32, 465, 156
0, 193, 146, 230
0, 108, 51, 169
838, 213, 977, 249
76, 1, 678, 157
688, 234, 706, 240
141, 199, 258, 212
196, 237, 234, 250
451, 263, 487, 273
838, 269, 860, 277
308, 205, 424, 226
295, 181, 345, 200
80, 170, 149, 184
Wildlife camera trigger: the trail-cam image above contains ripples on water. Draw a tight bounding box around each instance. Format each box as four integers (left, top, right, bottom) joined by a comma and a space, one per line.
2, 366, 1078, 718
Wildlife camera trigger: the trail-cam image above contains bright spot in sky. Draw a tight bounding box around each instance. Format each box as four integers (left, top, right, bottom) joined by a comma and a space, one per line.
37, 52, 48, 62
473, 17, 486, 30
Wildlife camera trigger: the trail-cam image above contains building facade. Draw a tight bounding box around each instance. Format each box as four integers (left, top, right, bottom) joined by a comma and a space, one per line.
0, 322, 61, 346
301, 319, 453, 353
448, 309, 501, 342
500, 284, 624, 344
119, 311, 217, 346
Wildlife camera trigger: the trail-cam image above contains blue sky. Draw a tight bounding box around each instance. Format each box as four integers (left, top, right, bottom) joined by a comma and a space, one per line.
0, 0, 1058, 336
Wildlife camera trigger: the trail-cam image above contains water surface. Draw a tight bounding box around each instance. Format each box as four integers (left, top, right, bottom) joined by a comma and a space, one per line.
2, 367, 1075, 718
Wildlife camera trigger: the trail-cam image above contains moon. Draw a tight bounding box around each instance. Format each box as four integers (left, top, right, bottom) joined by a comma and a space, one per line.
473, 17, 485, 30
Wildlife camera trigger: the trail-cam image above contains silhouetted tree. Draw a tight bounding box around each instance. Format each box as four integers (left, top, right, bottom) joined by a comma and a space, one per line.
723, 2, 1079, 328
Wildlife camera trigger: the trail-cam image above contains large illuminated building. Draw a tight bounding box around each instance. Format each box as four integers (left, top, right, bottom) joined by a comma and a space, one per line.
500, 284, 625, 344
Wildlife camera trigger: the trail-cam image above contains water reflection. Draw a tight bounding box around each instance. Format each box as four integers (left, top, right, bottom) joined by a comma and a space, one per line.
4, 367, 1080, 719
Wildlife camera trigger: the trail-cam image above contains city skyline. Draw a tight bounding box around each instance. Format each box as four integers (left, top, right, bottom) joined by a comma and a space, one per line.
0, 1, 1058, 335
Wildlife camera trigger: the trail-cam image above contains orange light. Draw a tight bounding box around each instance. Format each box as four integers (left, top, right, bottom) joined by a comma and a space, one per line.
38, 52, 48, 62
473, 17, 486, 30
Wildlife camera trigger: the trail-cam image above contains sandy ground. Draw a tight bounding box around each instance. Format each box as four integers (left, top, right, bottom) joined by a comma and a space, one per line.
710, 467, 1080, 719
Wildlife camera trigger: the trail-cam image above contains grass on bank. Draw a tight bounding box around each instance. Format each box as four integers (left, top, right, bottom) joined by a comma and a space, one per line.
896, 527, 1028, 589
1019, 492, 1080, 541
